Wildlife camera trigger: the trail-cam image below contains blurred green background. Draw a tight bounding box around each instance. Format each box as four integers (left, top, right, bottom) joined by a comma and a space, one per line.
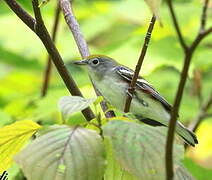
0, 0, 212, 179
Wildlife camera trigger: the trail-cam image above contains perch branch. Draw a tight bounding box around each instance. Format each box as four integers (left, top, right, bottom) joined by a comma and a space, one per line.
4, 0, 95, 121
124, 15, 156, 113
59, 0, 115, 118
41, 2, 61, 97
165, 0, 212, 179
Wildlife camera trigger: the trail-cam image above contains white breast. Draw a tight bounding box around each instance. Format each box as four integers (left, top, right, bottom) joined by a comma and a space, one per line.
92, 73, 170, 125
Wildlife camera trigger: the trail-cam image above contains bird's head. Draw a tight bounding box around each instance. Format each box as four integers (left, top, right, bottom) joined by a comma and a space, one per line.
73, 55, 118, 79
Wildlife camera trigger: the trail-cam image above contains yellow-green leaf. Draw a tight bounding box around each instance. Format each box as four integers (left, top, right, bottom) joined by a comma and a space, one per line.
0, 120, 41, 173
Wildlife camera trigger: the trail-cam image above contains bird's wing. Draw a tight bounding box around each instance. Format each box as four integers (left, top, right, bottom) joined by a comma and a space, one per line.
115, 66, 172, 112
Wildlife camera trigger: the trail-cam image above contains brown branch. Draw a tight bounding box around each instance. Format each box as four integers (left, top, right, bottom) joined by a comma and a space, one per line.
41, 2, 61, 97
165, 51, 194, 180
165, 1, 212, 180
124, 16, 156, 113
190, 26, 212, 51
167, 0, 188, 51
4, 0, 95, 121
59, 0, 115, 118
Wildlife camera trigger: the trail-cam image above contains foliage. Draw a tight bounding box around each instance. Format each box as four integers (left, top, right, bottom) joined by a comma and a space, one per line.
0, 0, 211, 179
15, 125, 105, 180
0, 120, 41, 173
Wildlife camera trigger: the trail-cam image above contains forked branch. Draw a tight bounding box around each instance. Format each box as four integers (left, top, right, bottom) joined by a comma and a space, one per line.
165, 0, 212, 179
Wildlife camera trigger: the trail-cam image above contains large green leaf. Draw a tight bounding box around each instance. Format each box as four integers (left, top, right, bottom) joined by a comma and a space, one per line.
58, 96, 96, 119
15, 125, 105, 180
103, 120, 195, 180
104, 137, 138, 180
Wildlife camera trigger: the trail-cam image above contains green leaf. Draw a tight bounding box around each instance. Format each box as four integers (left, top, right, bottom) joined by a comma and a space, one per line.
103, 120, 194, 180
104, 137, 138, 180
58, 96, 96, 119
0, 120, 41, 173
15, 125, 105, 180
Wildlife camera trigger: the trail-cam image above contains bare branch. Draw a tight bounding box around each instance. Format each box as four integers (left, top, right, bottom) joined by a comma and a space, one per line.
165, 0, 212, 179
4, 0, 95, 121
41, 2, 61, 97
59, 0, 115, 118
124, 16, 156, 113
167, 0, 188, 51
190, 26, 212, 51
166, 50, 194, 179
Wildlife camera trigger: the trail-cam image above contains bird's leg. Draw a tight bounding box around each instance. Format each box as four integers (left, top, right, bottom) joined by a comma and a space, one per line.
126, 87, 135, 98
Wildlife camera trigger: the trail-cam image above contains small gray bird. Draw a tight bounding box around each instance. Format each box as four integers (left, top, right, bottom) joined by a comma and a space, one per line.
74, 55, 198, 146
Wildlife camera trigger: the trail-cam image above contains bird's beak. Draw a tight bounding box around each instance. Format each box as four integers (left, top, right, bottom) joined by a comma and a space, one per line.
73, 59, 88, 65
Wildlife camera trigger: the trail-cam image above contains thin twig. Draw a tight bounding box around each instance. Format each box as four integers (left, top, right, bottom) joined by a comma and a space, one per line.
190, 26, 212, 51
59, 0, 115, 118
200, 0, 209, 33
124, 16, 156, 113
167, 0, 188, 51
4, 0, 95, 121
165, 51, 194, 180
41, 2, 61, 97
165, 0, 212, 179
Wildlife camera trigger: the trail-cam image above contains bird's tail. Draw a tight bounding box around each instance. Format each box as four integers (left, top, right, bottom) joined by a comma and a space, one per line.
176, 122, 198, 146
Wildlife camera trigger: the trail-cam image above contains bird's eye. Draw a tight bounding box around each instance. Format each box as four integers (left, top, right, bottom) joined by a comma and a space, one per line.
92, 59, 99, 65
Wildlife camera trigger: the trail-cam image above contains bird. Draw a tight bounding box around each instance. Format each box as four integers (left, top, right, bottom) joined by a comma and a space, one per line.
73, 55, 198, 146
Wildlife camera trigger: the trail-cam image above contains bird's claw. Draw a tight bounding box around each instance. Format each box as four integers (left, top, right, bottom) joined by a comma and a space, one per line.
126, 88, 135, 98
